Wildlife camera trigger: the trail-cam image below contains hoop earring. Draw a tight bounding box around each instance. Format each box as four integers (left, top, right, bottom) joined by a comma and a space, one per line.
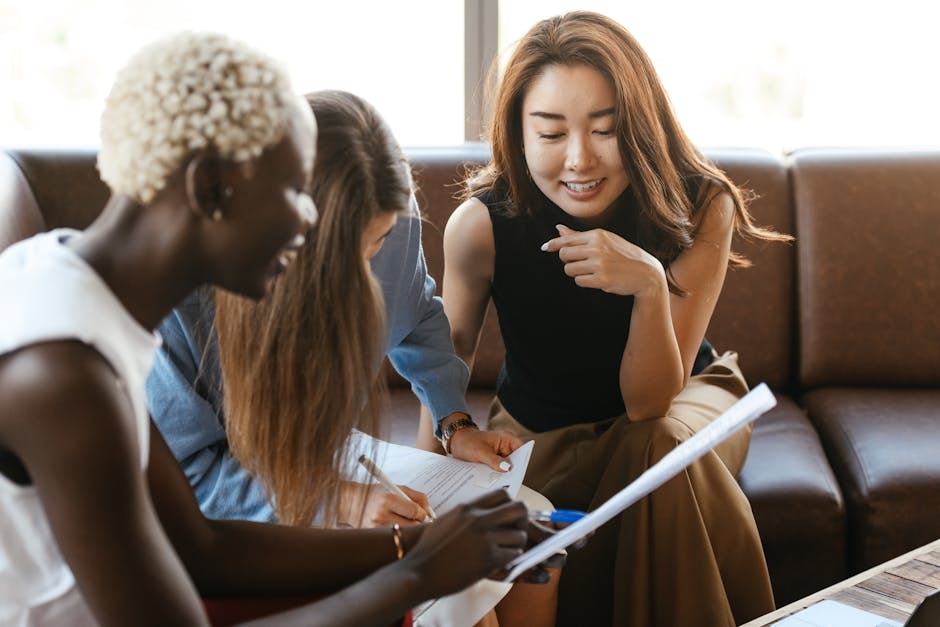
212, 209, 223, 221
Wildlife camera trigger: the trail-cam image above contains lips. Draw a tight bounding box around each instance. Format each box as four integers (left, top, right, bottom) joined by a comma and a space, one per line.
563, 179, 603, 192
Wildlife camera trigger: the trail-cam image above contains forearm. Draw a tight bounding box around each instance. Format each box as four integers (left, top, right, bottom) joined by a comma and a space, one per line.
619, 279, 684, 420
188, 520, 424, 597
240, 560, 423, 627
416, 405, 445, 453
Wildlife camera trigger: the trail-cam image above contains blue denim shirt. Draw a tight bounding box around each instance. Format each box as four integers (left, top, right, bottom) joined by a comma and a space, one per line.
145, 199, 470, 522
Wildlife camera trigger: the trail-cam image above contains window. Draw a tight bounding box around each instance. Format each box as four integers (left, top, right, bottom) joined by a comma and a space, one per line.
2, 1, 937, 150
0, 0, 464, 147
498, 0, 940, 149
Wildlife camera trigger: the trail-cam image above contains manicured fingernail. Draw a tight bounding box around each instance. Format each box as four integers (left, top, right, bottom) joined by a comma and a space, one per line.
540, 242, 550, 251
499, 461, 512, 471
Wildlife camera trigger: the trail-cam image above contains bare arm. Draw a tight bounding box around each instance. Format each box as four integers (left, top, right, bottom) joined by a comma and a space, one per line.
442, 198, 495, 370
431, 199, 522, 465
0, 341, 533, 627
543, 190, 735, 420
0, 342, 209, 626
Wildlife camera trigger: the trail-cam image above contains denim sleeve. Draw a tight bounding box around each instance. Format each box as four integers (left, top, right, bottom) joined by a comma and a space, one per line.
145, 291, 277, 522
379, 204, 471, 433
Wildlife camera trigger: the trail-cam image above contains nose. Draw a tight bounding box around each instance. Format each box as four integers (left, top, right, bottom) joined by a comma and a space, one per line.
565, 133, 597, 172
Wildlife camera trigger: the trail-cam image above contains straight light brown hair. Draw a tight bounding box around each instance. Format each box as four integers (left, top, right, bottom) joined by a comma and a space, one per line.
215, 90, 413, 526
467, 11, 790, 293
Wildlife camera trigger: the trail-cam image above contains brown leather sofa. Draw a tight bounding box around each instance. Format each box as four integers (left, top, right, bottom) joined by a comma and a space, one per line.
2, 146, 938, 609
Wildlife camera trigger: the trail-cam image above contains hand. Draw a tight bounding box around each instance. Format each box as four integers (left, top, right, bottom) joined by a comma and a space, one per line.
339, 481, 431, 528
541, 224, 666, 298
448, 427, 523, 471
401, 490, 529, 599
486, 518, 570, 584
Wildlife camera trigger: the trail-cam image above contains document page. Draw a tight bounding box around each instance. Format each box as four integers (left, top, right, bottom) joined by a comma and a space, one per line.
504, 382, 777, 582
773, 600, 901, 627
348, 433, 534, 513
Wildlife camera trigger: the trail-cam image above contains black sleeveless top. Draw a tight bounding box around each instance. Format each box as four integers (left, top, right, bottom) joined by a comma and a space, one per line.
482, 187, 713, 432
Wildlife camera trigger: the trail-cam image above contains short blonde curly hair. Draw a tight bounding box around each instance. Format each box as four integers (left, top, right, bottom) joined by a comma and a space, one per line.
98, 32, 296, 203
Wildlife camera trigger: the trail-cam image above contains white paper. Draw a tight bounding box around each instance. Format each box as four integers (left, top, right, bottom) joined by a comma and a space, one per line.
504, 382, 777, 582
347, 433, 534, 513
773, 600, 902, 626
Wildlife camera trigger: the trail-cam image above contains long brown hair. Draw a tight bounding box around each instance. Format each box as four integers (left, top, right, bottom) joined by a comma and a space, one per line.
467, 11, 790, 292
215, 90, 413, 526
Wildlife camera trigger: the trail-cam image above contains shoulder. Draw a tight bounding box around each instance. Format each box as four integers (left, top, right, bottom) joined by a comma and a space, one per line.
443, 197, 495, 281
693, 184, 735, 241
445, 197, 495, 257
0, 341, 138, 455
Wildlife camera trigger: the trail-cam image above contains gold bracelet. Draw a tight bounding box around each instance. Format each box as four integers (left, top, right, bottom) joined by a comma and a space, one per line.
391, 523, 405, 560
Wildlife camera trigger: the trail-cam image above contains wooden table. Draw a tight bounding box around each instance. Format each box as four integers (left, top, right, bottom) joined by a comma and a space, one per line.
741, 538, 940, 626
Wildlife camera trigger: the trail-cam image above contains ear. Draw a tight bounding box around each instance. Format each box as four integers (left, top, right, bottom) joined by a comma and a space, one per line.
184, 152, 224, 220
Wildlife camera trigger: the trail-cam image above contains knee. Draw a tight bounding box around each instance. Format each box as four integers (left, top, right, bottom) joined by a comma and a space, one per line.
629, 416, 694, 463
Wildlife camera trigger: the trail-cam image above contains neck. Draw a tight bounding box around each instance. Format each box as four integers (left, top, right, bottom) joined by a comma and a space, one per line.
70, 194, 204, 331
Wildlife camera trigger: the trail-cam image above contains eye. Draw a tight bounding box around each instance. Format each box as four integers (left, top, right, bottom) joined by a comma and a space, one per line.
539, 133, 564, 141
593, 129, 615, 136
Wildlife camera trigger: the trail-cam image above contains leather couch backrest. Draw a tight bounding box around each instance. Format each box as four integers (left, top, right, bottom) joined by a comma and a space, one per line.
792, 149, 940, 388
0, 149, 107, 251
408, 145, 796, 391
704, 148, 795, 390
408, 145, 505, 388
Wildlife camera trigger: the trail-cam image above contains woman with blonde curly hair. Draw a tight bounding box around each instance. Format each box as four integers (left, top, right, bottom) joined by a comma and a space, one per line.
0, 32, 549, 627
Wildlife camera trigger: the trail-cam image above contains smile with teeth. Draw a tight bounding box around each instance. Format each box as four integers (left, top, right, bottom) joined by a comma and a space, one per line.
563, 179, 603, 192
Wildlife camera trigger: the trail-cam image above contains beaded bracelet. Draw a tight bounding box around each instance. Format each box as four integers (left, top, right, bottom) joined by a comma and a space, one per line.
391, 523, 405, 560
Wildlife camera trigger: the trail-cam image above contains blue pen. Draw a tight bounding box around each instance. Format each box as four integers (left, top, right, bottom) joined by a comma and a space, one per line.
529, 509, 587, 524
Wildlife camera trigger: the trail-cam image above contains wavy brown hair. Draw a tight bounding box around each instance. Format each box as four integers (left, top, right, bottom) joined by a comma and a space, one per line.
467, 11, 790, 293
215, 90, 413, 526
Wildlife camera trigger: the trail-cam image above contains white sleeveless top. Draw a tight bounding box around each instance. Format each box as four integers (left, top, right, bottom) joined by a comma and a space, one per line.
0, 230, 160, 627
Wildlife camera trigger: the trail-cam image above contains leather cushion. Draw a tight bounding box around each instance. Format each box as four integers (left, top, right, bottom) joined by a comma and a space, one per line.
739, 395, 846, 604
806, 388, 940, 572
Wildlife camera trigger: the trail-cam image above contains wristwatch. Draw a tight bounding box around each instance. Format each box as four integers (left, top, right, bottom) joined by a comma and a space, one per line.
439, 416, 479, 455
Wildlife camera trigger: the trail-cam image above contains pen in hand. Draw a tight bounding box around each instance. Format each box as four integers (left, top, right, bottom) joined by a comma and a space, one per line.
357, 454, 437, 522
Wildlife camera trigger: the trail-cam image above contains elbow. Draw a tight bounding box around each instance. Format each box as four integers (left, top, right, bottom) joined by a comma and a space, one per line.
622, 383, 684, 422
624, 401, 672, 422
450, 335, 477, 369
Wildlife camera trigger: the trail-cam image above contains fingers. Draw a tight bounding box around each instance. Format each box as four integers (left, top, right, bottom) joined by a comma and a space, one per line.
463, 490, 528, 530
540, 224, 587, 252
369, 491, 429, 525
474, 496, 529, 530
399, 485, 430, 513
487, 527, 528, 550
496, 431, 524, 455
451, 429, 520, 472
466, 488, 513, 510
540, 553, 567, 570
479, 449, 513, 472
521, 566, 551, 584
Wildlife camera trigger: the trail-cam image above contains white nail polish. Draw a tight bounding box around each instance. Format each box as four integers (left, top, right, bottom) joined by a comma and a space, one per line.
540, 242, 549, 251
499, 461, 512, 471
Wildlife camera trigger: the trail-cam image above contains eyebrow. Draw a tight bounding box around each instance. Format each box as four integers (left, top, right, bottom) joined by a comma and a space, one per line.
528, 106, 616, 121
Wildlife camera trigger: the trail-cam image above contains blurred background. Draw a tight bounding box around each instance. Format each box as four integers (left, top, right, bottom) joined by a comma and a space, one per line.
2, 0, 937, 150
